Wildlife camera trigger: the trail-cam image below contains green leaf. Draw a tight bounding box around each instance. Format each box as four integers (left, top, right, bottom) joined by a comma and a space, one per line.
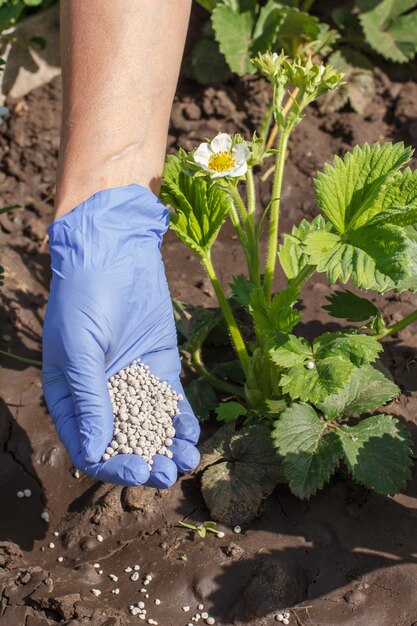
278, 215, 330, 281
212, 3, 255, 75
280, 358, 356, 403
338, 414, 413, 494
249, 286, 301, 340
216, 401, 248, 422
313, 331, 382, 367
358, 0, 417, 63
161, 155, 230, 257
272, 403, 343, 499
198, 526, 207, 538
366, 168, 417, 227
194, 0, 221, 11
269, 333, 312, 367
314, 143, 413, 233
323, 290, 379, 322
304, 223, 411, 291
212, 0, 286, 76
229, 274, 256, 310
315, 364, 400, 420
252, 0, 287, 55
190, 35, 233, 85
186, 378, 218, 422
276, 330, 382, 403
186, 307, 224, 353
275, 7, 321, 54
200, 423, 284, 524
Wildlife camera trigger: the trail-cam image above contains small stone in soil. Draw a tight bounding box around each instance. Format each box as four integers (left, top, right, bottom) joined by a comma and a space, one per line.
96, 534, 104, 542
40, 511, 49, 522
93, 563, 100, 568
48, 542, 55, 549
182, 606, 190, 612
57, 556, 64, 562
198, 604, 204, 610
233, 525, 241, 534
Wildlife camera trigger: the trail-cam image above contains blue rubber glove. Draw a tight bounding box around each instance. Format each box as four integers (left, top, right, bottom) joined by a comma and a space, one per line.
42, 184, 200, 488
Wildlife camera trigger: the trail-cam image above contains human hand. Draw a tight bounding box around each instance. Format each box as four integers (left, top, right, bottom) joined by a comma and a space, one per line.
42, 184, 200, 488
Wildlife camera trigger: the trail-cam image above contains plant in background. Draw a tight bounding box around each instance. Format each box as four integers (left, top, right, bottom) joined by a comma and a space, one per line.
190, 0, 338, 84
191, 0, 417, 117
161, 51, 416, 525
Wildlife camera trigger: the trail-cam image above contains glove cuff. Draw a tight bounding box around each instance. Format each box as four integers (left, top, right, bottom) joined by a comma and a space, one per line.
48, 184, 170, 275
49, 183, 169, 242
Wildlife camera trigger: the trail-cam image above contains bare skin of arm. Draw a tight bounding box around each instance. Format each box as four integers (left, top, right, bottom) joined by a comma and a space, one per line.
55, 0, 191, 219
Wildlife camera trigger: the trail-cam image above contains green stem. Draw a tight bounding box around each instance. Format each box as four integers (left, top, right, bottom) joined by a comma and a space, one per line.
228, 183, 248, 222
0, 349, 42, 367
376, 308, 417, 339
259, 101, 274, 152
191, 346, 246, 398
228, 182, 260, 286
246, 169, 256, 219
228, 201, 246, 243
202, 254, 250, 374
264, 129, 290, 302
290, 264, 315, 291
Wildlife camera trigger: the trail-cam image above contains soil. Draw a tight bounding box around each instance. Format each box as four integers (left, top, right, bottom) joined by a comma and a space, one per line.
1, 8, 417, 626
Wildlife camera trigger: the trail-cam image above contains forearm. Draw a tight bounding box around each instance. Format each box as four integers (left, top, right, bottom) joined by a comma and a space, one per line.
55, 0, 191, 218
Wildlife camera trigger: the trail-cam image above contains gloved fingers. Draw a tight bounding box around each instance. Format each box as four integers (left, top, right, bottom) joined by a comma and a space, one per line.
169, 438, 201, 473
64, 342, 114, 464
42, 370, 83, 465
173, 411, 200, 446
43, 370, 150, 486
145, 454, 178, 489
80, 454, 151, 487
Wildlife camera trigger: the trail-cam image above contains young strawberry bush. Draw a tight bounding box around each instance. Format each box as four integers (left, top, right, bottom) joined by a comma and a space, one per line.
161, 52, 415, 524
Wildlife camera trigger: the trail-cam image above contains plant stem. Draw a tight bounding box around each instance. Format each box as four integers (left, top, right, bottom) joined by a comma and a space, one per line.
191, 346, 246, 398
202, 254, 250, 374
228, 183, 248, 222
265, 87, 299, 152
228, 182, 260, 286
376, 308, 417, 339
290, 264, 315, 291
0, 349, 42, 367
264, 129, 290, 302
246, 169, 256, 218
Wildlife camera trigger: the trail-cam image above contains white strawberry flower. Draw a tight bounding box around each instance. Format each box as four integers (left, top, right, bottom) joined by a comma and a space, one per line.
194, 133, 250, 179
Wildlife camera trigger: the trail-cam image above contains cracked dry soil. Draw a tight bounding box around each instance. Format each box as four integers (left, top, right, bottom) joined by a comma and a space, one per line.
1, 21, 417, 626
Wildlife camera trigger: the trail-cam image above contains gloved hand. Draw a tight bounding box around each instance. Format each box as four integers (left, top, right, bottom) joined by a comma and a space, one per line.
42, 184, 200, 488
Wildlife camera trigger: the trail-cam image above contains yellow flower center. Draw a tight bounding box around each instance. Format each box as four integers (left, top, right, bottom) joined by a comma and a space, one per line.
208, 151, 236, 173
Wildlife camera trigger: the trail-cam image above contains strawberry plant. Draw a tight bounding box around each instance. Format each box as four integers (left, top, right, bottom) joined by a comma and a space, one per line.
161, 53, 416, 524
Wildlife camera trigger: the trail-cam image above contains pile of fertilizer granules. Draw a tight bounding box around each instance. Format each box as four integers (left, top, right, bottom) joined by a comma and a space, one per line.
102, 359, 180, 467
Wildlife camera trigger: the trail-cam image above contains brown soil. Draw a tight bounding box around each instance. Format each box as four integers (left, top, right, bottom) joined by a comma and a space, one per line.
1, 15, 417, 626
